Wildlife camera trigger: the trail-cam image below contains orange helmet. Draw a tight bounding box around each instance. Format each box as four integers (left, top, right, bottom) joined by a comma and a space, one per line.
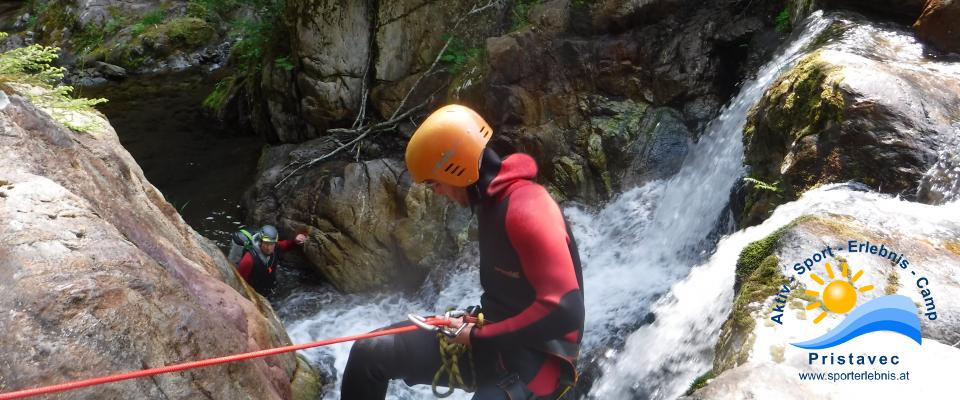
405, 104, 493, 187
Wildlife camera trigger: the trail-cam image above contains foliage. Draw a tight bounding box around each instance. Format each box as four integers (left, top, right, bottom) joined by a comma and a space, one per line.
229, 0, 286, 72
142, 9, 167, 25
202, 75, 236, 111
511, 0, 541, 31
743, 177, 782, 193
274, 56, 295, 71
735, 225, 789, 291
775, 8, 791, 33
0, 34, 107, 132
685, 370, 716, 395
439, 34, 481, 74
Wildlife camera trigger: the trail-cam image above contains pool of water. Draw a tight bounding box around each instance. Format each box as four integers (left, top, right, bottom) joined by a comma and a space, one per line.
81, 71, 264, 250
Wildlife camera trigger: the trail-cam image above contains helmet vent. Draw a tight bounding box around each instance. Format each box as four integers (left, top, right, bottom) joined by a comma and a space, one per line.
448, 165, 463, 176
456, 168, 465, 176
480, 126, 490, 138
444, 163, 455, 172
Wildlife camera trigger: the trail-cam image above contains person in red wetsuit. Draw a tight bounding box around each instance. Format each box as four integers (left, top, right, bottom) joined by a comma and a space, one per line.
235, 224, 306, 295
341, 105, 584, 399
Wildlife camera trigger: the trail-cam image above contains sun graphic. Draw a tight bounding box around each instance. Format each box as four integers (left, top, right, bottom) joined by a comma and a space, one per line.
804, 261, 874, 324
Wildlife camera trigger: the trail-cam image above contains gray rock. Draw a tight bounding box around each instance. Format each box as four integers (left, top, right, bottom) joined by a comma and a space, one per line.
244, 141, 471, 293
93, 61, 127, 79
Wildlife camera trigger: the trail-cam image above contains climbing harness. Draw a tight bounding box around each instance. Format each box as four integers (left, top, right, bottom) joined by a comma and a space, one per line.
408, 306, 485, 398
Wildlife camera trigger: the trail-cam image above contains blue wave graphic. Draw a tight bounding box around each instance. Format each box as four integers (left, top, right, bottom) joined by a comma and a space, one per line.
792, 295, 922, 349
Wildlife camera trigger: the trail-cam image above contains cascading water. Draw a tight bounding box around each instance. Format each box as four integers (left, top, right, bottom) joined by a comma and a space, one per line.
282, 11, 837, 400
919, 132, 960, 205
583, 12, 833, 399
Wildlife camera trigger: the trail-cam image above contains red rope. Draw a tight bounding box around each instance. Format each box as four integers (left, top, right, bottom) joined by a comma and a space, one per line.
0, 317, 458, 399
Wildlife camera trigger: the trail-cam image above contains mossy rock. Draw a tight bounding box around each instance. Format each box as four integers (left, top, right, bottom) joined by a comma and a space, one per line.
138, 17, 216, 53
744, 50, 845, 169
685, 370, 716, 396
291, 354, 323, 400
739, 50, 846, 227
714, 216, 815, 374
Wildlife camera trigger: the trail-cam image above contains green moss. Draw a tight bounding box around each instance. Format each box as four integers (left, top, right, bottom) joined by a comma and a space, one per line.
775, 8, 791, 33
511, 0, 542, 31
290, 355, 322, 400
740, 52, 845, 226
163, 17, 216, 48
715, 216, 818, 374
684, 370, 716, 396
735, 225, 789, 291
746, 51, 844, 144
42, 1, 78, 31
203, 74, 236, 112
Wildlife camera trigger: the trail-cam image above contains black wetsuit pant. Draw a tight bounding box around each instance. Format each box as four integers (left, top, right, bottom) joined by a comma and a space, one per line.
341, 322, 552, 400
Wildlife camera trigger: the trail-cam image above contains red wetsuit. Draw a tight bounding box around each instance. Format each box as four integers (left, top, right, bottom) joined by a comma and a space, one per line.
470, 152, 585, 397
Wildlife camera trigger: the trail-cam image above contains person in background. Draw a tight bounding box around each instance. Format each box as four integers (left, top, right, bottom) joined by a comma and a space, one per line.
230, 224, 306, 295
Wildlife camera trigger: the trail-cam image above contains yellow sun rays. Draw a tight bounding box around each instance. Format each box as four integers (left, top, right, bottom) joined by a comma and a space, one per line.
806, 262, 874, 324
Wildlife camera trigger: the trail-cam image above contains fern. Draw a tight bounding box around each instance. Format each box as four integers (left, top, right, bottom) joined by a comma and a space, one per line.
775, 8, 791, 33
0, 34, 108, 133
744, 177, 782, 193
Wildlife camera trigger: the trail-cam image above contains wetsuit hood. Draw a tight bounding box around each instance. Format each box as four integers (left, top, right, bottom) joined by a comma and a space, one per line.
469, 148, 538, 205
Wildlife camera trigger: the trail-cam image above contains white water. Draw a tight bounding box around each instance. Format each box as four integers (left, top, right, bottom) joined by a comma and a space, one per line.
919, 132, 960, 205
279, 11, 871, 400
585, 13, 833, 399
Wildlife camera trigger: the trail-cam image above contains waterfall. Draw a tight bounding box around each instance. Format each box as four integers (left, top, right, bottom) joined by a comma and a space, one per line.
582, 12, 833, 399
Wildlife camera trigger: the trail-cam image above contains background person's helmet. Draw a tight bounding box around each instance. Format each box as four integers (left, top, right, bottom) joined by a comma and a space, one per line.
405, 104, 493, 187
259, 225, 279, 243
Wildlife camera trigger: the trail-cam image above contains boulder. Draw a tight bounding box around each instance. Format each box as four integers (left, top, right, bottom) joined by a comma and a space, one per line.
739, 17, 960, 226
913, 0, 960, 54
0, 91, 317, 399
243, 139, 472, 293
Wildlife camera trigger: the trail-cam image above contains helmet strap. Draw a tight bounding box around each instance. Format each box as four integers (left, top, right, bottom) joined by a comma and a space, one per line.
466, 147, 502, 207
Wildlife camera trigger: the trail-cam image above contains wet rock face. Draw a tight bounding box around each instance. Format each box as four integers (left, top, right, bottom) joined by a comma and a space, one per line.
469, 0, 779, 203
261, 0, 503, 142
281, 0, 369, 140
243, 139, 472, 293
0, 93, 315, 399
913, 0, 960, 54
739, 18, 960, 226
